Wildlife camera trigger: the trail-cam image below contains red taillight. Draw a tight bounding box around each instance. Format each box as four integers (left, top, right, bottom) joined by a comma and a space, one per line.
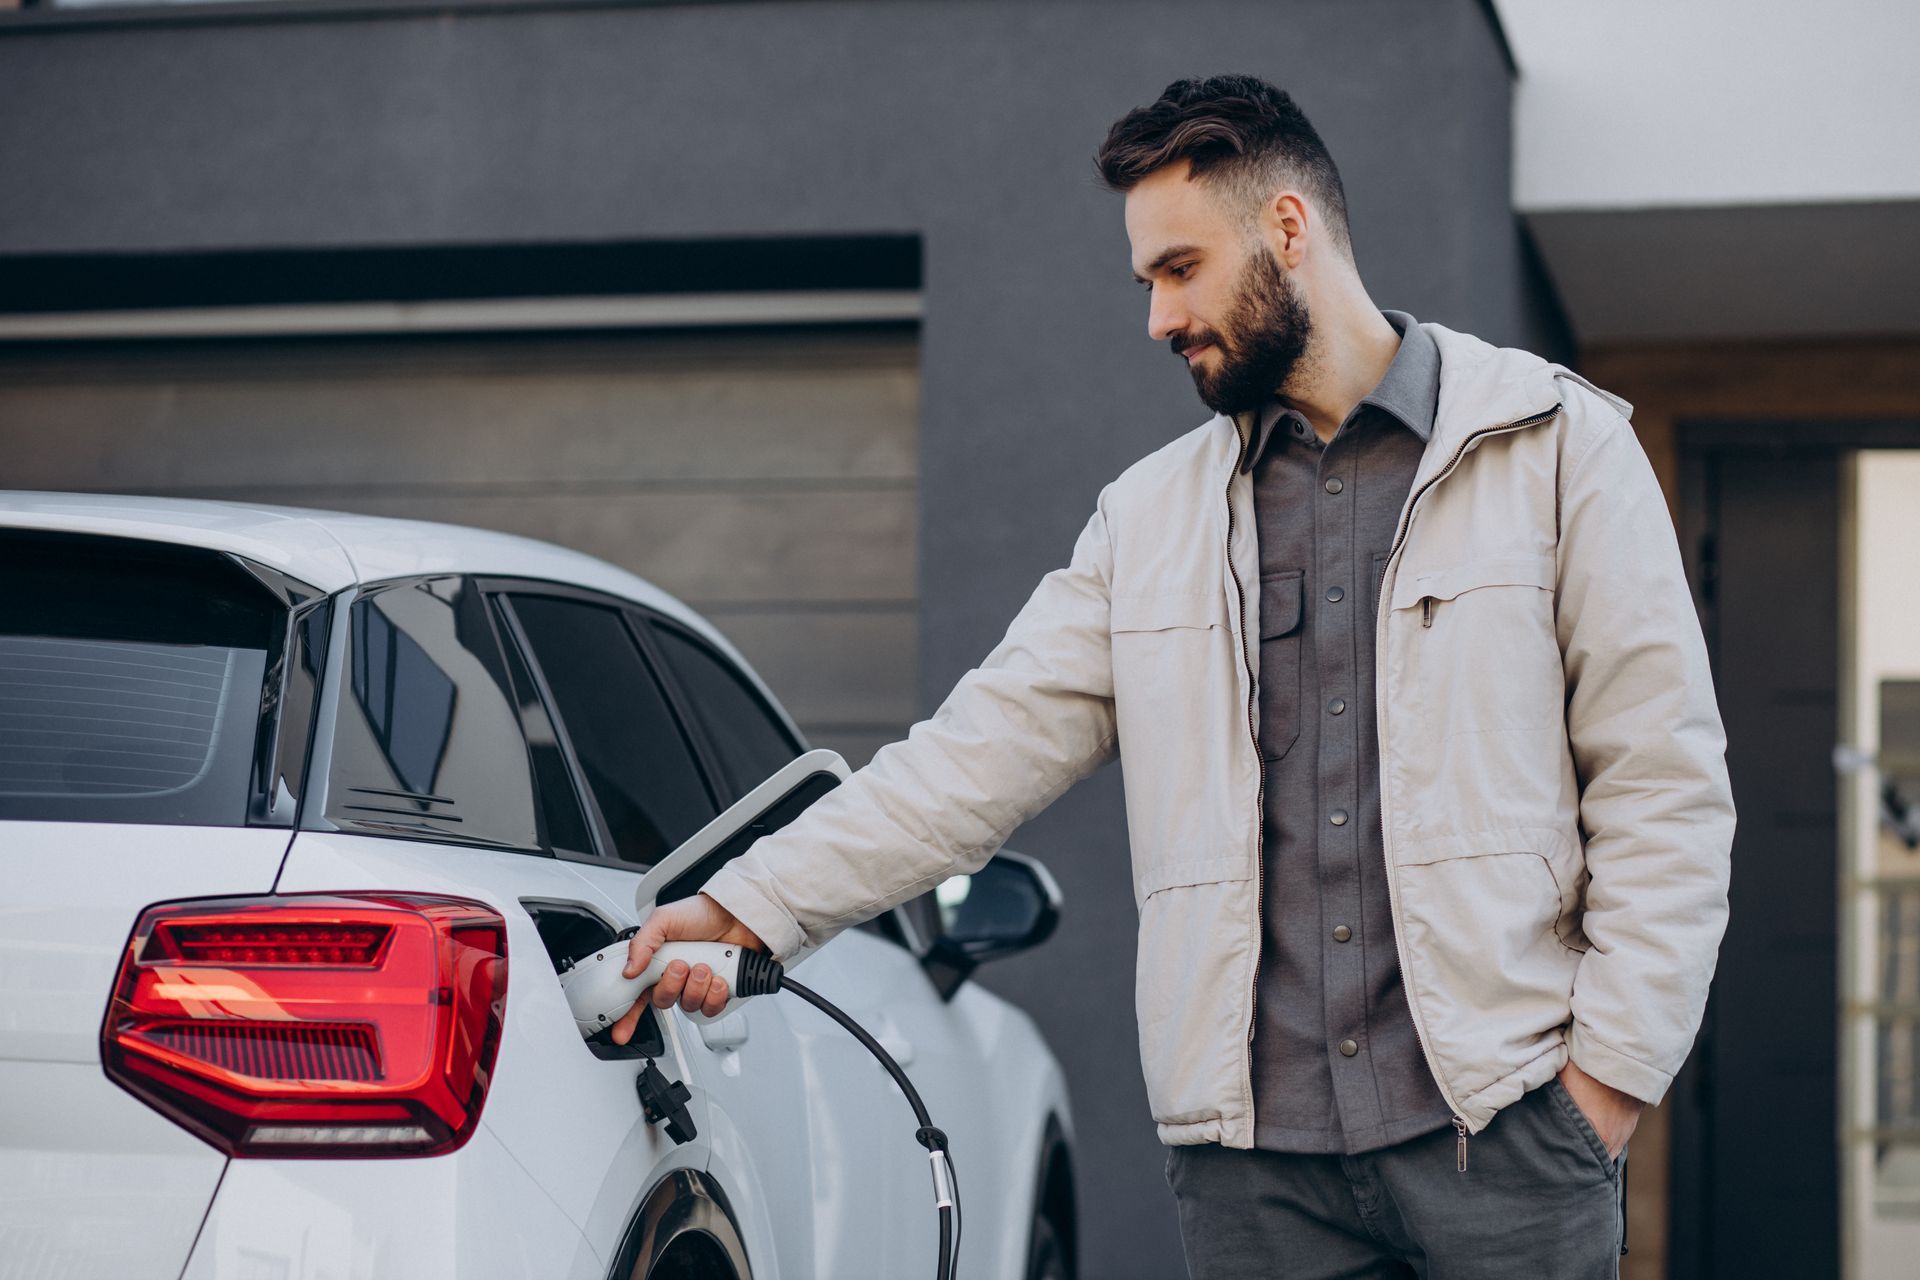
151, 920, 394, 967
101, 894, 507, 1158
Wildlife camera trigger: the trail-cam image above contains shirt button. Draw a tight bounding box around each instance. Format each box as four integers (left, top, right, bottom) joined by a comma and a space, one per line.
1326, 585, 1345, 603
1339, 1038, 1359, 1057
1328, 696, 1346, 715
1333, 924, 1352, 942
1329, 809, 1348, 826
1324, 477, 1344, 494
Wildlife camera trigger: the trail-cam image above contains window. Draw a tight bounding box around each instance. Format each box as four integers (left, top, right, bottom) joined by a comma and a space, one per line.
644, 612, 918, 947
488, 599, 594, 857
325, 578, 546, 851
350, 598, 455, 797
648, 620, 802, 804
506, 594, 716, 867
0, 530, 284, 827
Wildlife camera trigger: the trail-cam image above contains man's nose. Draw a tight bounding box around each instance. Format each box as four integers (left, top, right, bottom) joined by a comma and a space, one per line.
1147, 290, 1188, 344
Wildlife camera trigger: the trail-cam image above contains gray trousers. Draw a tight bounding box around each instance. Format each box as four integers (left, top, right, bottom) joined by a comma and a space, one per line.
1164, 1078, 1628, 1278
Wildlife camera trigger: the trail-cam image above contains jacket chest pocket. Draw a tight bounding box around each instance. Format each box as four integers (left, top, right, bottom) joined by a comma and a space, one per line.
1109, 591, 1235, 897
1109, 592, 1223, 708
1257, 569, 1304, 761
1388, 552, 1563, 736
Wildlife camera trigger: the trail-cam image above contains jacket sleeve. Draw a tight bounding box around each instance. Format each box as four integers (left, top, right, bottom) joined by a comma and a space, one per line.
696, 488, 1121, 965
1555, 397, 1736, 1106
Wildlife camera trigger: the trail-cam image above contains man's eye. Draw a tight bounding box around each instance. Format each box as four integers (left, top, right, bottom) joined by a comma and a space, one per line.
1171, 263, 1194, 280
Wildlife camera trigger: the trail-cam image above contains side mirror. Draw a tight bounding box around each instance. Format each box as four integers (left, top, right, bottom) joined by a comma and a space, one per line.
920, 848, 1062, 1001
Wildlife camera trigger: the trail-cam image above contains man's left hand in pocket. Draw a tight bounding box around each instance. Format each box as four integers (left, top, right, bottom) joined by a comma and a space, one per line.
1558, 1058, 1644, 1160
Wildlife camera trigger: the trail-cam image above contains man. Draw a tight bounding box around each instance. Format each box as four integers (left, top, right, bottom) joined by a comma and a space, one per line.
611, 75, 1734, 1277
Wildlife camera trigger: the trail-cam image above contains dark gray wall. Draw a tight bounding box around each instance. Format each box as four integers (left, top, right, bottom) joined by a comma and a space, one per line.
0, 2, 1553, 1275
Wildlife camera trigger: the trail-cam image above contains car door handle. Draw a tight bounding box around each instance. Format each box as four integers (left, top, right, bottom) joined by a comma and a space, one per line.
871, 1012, 915, 1066
695, 1006, 751, 1051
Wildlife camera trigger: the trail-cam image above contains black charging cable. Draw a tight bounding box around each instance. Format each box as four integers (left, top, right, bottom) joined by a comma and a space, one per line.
726, 947, 962, 1280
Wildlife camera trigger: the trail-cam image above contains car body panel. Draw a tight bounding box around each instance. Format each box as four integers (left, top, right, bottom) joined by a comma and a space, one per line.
0, 1057, 227, 1280
179, 1123, 599, 1280
0, 824, 292, 1278
0, 823, 291, 1063
0, 491, 358, 592
270, 830, 703, 1261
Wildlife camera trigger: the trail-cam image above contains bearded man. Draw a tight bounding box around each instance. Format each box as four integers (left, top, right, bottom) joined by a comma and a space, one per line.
613, 74, 1735, 1279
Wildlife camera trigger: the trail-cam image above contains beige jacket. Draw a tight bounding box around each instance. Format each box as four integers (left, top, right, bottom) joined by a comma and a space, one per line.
700, 321, 1735, 1149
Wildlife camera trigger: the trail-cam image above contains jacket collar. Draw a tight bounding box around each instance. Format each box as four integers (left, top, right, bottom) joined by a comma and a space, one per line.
1235, 310, 1439, 474
1220, 320, 1583, 477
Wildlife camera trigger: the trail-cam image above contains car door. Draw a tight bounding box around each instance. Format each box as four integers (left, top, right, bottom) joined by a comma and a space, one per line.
267, 575, 695, 1271
636, 611, 1007, 1277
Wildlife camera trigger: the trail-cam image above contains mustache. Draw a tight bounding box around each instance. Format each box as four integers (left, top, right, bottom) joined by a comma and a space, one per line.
1171, 330, 1222, 358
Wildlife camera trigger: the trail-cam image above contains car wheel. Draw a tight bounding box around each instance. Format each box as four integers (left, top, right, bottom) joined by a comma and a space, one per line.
1025, 1208, 1070, 1280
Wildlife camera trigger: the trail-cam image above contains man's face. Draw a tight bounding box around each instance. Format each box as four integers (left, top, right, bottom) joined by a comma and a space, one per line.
1125, 161, 1313, 416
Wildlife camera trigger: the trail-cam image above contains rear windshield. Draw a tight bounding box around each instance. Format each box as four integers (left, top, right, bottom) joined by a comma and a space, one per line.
0, 529, 286, 826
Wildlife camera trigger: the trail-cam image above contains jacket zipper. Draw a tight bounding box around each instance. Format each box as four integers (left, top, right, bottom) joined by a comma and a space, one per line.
1375, 401, 1562, 1172
1224, 437, 1266, 1143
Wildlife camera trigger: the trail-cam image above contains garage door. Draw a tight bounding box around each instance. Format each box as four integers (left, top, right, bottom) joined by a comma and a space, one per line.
0, 325, 918, 767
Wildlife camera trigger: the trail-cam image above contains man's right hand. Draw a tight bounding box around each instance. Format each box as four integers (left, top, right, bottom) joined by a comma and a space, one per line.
608, 892, 769, 1046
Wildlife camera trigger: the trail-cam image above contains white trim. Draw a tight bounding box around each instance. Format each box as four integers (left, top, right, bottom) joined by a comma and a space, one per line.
0, 290, 924, 340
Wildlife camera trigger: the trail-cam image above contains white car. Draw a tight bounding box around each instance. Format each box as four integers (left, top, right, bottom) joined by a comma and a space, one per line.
0, 492, 1078, 1280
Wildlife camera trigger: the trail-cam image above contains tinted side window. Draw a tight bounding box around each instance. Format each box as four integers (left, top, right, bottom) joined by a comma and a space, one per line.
648, 622, 802, 804
507, 595, 717, 867
326, 578, 544, 850
489, 599, 595, 856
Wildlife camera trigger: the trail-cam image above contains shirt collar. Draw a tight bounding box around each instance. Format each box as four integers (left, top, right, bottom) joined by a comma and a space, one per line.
1237, 310, 1439, 473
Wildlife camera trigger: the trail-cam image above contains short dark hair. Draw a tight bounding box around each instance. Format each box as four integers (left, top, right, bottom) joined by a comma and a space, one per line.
1095, 74, 1354, 259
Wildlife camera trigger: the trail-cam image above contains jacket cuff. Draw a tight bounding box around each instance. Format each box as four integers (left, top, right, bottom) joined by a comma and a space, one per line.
698, 867, 808, 964
1568, 1021, 1674, 1106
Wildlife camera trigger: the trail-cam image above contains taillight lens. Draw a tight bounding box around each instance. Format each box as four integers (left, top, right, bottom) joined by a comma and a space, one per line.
101, 894, 507, 1158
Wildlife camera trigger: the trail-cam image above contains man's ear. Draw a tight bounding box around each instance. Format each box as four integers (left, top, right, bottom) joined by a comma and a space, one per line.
1263, 191, 1311, 269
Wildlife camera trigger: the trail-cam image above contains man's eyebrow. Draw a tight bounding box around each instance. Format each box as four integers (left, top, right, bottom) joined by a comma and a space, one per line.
1131, 244, 1203, 284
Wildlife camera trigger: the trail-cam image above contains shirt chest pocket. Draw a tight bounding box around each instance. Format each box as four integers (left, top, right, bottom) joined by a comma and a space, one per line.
1257, 569, 1304, 761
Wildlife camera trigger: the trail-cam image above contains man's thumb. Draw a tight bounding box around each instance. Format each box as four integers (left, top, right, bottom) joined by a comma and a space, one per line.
623, 903, 687, 978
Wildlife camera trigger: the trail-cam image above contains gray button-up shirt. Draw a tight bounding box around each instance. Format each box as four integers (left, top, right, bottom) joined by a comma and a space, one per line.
1242, 309, 1456, 1154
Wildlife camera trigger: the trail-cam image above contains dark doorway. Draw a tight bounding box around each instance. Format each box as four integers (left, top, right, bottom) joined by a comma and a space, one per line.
1671, 422, 1920, 1277
1674, 437, 1838, 1278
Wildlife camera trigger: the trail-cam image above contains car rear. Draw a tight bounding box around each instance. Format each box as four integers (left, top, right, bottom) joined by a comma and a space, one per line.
0, 528, 312, 1275
0, 520, 618, 1279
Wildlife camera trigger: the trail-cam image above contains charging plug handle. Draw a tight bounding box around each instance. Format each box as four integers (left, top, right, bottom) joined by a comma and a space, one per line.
561, 940, 784, 1038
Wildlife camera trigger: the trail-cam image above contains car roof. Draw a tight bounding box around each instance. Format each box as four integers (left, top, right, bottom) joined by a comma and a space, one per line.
0, 491, 793, 732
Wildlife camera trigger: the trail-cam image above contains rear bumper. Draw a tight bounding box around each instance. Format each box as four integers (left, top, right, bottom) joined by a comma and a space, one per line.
180, 1124, 598, 1280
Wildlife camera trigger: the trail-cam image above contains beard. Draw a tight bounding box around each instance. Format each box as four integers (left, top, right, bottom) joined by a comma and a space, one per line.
1174, 246, 1313, 416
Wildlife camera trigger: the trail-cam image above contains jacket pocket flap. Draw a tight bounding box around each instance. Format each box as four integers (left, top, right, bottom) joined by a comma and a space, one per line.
1389, 552, 1555, 610
1139, 853, 1251, 898
1110, 592, 1220, 633
1259, 570, 1303, 639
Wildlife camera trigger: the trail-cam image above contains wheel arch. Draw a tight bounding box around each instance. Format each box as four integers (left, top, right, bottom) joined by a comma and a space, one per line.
1030, 1111, 1078, 1280
610, 1167, 753, 1280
